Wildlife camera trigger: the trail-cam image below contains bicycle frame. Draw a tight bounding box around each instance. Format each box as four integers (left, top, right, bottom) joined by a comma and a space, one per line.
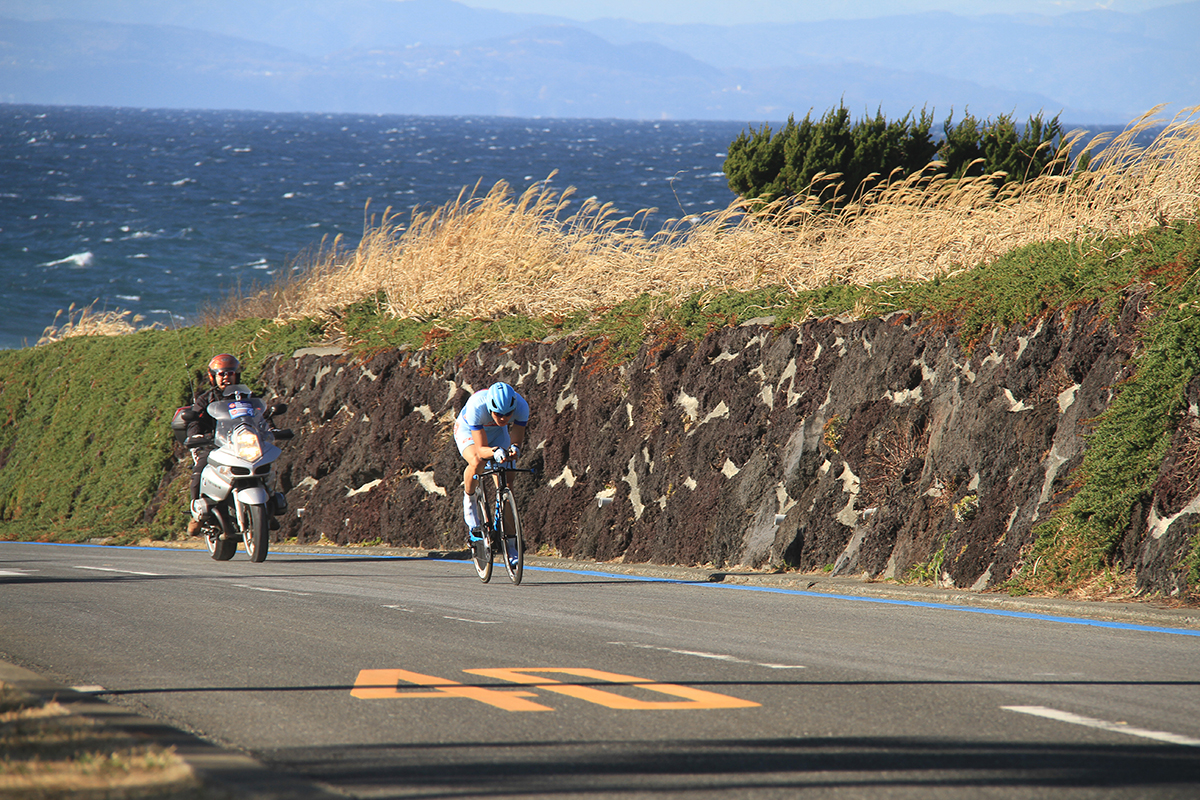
471, 460, 537, 585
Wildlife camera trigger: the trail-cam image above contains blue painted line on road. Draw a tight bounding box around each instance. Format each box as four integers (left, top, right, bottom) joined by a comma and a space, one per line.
11, 541, 1197, 638
523, 565, 1200, 639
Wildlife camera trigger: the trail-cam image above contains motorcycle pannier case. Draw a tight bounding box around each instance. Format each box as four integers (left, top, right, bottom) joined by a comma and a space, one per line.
171, 406, 190, 445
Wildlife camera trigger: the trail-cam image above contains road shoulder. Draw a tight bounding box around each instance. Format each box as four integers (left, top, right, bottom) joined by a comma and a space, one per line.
0, 659, 341, 800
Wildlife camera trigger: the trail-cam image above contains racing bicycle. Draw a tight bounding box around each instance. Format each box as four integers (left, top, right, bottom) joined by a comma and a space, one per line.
470, 459, 537, 585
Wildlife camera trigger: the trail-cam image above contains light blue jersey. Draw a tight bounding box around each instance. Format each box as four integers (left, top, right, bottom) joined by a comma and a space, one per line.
453, 388, 529, 454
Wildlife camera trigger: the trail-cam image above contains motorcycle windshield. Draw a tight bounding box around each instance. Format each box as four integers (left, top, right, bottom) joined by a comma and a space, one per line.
207, 390, 272, 451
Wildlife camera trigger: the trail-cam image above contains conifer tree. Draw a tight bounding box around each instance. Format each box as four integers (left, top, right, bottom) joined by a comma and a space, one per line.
724, 104, 1065, 204
939, 111, 1065, 182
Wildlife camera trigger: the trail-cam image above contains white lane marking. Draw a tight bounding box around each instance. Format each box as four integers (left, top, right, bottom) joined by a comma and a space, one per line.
73, 566, 161, 576
70, 685, 106, 694
1003, 706, 1200, 747
611, 641, 806, 669
389, 607, 498, 624
231, 584, 311, 596
0, 569, 35, 576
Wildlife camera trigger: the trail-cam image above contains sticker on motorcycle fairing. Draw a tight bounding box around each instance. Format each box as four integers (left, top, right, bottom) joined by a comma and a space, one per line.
229, 402, 256, 418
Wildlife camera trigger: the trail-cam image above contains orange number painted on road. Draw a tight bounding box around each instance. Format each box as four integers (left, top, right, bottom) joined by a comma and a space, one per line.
352, 667, 759, 711
466, 667, 761, 710
352, 668, 553, 711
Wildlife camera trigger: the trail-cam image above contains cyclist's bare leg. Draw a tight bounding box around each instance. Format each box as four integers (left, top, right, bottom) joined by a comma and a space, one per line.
462, 444, 484, 496
461, 444, 489, 532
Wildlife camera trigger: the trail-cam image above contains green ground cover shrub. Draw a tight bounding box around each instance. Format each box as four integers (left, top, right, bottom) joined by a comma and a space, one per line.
338, 292, 562, 369
0, 318, 321, 541
1012, 223, 1200, 592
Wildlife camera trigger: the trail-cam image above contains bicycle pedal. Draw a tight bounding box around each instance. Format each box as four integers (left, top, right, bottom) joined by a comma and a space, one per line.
470, 536, 489, 558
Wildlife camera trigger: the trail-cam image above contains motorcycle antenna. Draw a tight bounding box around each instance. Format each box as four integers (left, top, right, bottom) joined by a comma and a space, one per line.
162, 310, 196, 404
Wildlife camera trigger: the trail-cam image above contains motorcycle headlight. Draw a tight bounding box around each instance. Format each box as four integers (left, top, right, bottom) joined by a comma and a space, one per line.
233, 427, 263, 462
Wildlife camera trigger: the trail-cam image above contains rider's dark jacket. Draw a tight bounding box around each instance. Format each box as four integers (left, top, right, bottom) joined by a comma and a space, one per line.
186, 386, 227, 441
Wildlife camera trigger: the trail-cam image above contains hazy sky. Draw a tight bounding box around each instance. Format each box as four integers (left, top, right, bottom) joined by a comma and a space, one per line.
459, 0, 1185, 25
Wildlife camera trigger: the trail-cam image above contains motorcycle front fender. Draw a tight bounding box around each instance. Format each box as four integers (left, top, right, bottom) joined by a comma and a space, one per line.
236, 485, 270, 506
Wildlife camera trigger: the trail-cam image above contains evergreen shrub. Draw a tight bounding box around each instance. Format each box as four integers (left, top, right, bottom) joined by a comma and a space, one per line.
724, 103, 1065, 205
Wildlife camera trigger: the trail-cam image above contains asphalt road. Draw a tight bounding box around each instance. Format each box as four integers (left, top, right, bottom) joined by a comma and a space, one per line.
2, 540, 1199, 799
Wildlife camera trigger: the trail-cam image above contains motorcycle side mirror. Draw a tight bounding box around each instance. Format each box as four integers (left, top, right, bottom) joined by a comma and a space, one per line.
267, 402, 288, 417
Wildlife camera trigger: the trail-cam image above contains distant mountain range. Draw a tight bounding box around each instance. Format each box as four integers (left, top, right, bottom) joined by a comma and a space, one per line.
1, 0, 1196, 125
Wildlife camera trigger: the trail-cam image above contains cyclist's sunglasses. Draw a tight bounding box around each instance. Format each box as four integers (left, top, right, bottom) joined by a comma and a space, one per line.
215, 370, 238, 378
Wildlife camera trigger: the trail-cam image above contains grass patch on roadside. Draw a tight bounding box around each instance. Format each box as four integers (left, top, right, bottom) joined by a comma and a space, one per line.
1011, 223, 1200, 595
0, 318, 323, 542
0, 682, 199, 798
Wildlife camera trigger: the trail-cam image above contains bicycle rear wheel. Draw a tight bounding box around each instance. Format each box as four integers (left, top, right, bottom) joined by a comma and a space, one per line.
499, 488, 524, 585
471, 484, 493, 583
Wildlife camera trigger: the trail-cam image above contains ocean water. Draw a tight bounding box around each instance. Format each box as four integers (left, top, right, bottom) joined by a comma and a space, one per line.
1, 105, 749, 350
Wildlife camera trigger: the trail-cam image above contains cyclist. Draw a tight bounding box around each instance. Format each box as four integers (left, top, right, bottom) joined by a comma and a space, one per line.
454, 381, 529, 542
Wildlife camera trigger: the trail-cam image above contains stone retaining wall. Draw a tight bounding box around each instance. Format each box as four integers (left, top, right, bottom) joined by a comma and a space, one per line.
246, 300, 1199, 596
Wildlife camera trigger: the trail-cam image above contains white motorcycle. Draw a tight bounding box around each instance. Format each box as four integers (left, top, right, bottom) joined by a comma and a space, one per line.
179, 385, 292, 562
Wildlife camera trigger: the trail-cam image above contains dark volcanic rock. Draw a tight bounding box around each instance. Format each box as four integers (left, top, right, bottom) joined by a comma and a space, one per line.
1139, 376, 1200, 597
226, 298, 1196, 596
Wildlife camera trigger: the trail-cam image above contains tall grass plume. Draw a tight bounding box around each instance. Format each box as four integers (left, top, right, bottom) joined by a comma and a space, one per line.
37, 300, 161, 345
253, 106, 1199, 333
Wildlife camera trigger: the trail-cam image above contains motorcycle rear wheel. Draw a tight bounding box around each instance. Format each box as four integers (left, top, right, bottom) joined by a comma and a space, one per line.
244, 503, 270, 563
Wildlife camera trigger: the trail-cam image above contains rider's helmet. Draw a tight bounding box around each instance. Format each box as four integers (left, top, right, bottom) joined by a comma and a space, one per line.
486, 382, 517, 416
207, 354, 242, 386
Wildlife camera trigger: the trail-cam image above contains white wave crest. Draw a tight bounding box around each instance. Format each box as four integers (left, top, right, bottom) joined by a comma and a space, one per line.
233, 258, 270, 270
41, 251, 95, 268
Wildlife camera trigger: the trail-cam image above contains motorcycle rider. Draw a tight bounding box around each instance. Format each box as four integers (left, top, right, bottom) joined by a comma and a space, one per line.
185, 354, 244, 535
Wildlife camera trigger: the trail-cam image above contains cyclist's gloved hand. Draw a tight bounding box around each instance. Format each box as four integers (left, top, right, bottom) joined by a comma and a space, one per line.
493, 447, 508, 463
509, 444, 521, 460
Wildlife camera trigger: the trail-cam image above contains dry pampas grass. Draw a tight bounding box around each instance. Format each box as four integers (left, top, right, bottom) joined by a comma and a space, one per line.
266, 105, 1199, 329
46, 106, 1200, 342
37, 301, 161, 345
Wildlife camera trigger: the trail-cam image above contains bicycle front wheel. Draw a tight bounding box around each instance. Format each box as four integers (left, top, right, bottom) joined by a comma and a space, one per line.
499, 488, 524, 585
471, 485, 493, 583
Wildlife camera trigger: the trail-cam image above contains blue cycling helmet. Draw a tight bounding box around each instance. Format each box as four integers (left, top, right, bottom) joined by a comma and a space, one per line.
487, 382, 517, 415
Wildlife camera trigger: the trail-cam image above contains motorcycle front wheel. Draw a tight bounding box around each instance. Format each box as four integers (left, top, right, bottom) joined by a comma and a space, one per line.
206, 506, 236, 561
243, 502, 270, 563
